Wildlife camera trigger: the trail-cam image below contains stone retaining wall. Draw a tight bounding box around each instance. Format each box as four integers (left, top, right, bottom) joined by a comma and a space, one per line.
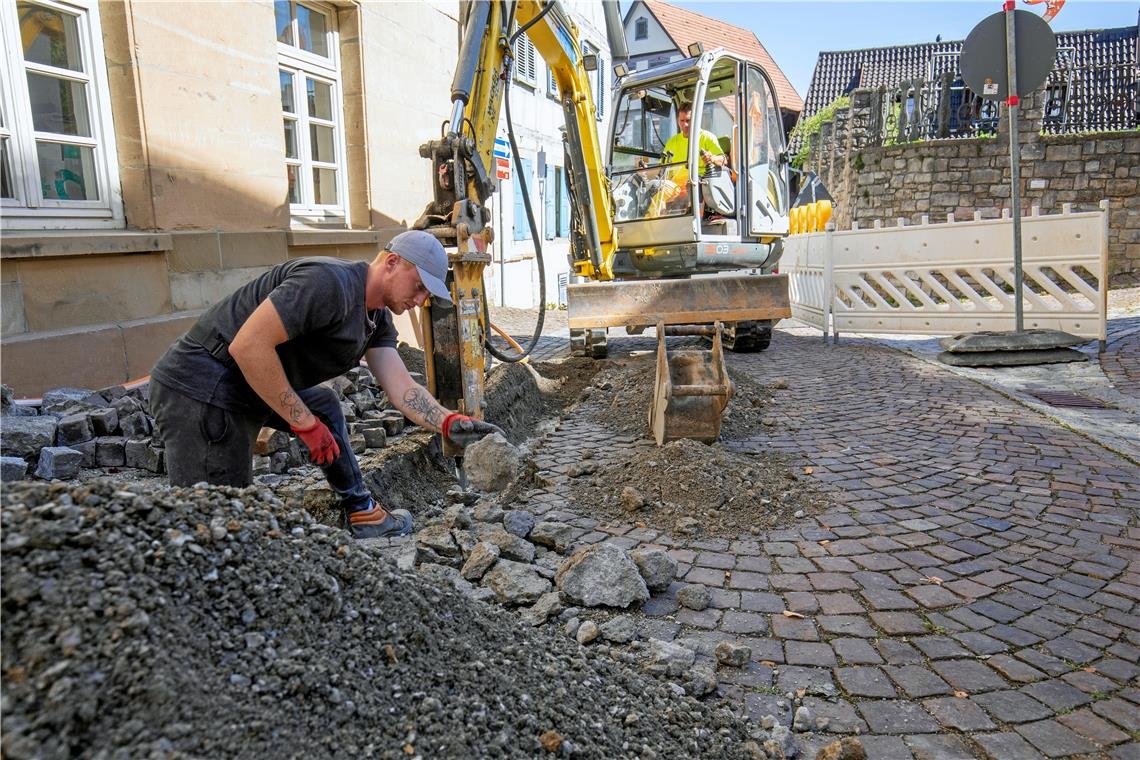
806, 88, 1140, 285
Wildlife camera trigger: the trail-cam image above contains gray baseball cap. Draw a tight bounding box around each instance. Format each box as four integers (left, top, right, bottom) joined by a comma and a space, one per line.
387, 230, 452, 303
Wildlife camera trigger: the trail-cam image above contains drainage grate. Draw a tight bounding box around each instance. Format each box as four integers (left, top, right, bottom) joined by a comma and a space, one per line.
1027, 389, 1111, 409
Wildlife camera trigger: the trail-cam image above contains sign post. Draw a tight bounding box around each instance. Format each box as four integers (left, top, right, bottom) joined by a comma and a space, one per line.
943, 6, 1090, 366
1004, 3, 1024, 331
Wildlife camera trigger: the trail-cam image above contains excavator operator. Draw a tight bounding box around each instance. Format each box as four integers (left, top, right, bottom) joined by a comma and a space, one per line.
149, 230, 504, 540
650, 102, 727, 216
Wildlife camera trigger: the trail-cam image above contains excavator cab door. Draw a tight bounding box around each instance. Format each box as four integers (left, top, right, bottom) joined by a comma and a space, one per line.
744, 65, 790, 237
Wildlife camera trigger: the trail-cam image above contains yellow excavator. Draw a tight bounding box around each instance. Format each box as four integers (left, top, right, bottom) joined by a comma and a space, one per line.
415, 0, 791, 447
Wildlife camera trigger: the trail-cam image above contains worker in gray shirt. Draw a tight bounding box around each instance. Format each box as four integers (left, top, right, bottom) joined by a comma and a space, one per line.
150, 230, 501, 539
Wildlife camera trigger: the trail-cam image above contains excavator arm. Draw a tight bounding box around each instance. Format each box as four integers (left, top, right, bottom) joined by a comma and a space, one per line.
415, 0, 616, 279
416, 0, 618, 441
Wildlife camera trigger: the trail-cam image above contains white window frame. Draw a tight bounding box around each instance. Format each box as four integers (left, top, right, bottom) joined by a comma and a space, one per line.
276, 0, 348, 227
0, 0, 123, 230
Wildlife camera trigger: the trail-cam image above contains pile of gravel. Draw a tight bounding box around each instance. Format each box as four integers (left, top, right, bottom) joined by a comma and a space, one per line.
1, 480, 761, 759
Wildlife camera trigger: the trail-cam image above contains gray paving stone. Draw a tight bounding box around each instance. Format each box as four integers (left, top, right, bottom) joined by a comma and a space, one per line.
1014, 648, 1071, 677
985, 654, 1047, 684
1110, 743, 1140, 760
783, 591, 819, 613
931, 659, 1009, 692
833, 637, 883, 665
802, 696, 868, 734
684, 566, 726, 587
740, 591, 785, 613
674, 608, 722, 629
1020, 679, 1092, 711
858, 700, 940, 734
1061, 668, 1117, 694
769, 615, 818, 641
883, 664, 952, 698
742, 691, 791, 725
816, 592, 865, 615
986, 624, 1043, 647
906, 584, 962, 608
969, 600, 1023, 624
1015, 719, 1098, 758
974, 731, 1047, 760
972, 690, 1052, 723
876, 639, 923, 665
1093, 698, 1140, 732
721, 611, 768, 634
856, 735, 913, 759
775, 665, 834, 694
836, 666, 897, 698
1056, 709, 1131, 746
953, 630, 1010, 655
922, 696, 997, 731
1095, 657, 1140, 682
869, 611, 928, 635
904, 734, 976, 760
727, 571, 768, 591
785, 641, 837, 668
769, 573, 811, 591
912, 635, 970, 660
1042, 636, 1102, 664
817, 614, 877, 638
776, 556, 817, 573
861, 588, 919, 610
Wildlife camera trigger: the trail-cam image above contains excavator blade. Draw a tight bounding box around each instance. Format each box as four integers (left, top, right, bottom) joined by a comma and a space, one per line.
566, 274, 791, 330
649, 321, 734, 446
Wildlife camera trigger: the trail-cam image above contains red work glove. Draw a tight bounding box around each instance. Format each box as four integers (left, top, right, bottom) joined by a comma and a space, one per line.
442, 413, 506, 448
290, 418, 340, 466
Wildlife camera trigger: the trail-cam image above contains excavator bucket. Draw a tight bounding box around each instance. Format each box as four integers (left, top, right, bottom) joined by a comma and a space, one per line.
649, 322, 734, 446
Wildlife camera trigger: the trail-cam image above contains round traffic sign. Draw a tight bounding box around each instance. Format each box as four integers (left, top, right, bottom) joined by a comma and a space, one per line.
960, 9, 1057, 100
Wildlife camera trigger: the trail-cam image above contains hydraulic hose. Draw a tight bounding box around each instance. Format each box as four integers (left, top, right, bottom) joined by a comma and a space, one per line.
485, 0, 556, 363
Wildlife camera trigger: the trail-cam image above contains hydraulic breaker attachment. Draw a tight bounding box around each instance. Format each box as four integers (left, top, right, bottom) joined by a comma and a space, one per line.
649, 322, 734, 446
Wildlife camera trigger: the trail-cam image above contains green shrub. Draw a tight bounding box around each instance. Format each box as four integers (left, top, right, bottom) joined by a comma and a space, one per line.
790, 96, 850, 169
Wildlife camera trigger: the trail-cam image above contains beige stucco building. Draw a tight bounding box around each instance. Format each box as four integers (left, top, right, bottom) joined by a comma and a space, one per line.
1, 0, 460, 395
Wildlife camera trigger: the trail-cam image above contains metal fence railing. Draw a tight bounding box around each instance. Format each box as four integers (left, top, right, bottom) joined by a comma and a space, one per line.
867, 58, 1137, 144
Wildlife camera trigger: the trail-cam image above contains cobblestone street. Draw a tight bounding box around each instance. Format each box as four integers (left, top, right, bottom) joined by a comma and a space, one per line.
498, 313, 1140, 759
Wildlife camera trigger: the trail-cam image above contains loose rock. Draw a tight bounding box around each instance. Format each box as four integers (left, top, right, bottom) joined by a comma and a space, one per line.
555, 542, 649, 609
464, 433, 518, 491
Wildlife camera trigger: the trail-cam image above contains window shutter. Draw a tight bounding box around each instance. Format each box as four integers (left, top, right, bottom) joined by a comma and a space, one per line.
544, 164, 556, 240
513, 157, 533, 241
513, 28, 537, 84
558, 166, 571, 238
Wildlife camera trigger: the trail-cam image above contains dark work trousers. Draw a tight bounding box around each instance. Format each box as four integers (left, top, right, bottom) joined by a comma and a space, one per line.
150, 380, 372, 517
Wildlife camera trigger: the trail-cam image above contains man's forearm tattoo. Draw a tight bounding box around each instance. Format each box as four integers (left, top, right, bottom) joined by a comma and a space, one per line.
279, 389, 307, 425
401, 387, 446, 430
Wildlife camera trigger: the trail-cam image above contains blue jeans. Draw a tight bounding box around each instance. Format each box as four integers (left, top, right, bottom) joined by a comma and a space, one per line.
150, 381, 372, 517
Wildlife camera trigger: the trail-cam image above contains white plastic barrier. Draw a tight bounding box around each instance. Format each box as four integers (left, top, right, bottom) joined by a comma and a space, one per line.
782, 201, 1109, 346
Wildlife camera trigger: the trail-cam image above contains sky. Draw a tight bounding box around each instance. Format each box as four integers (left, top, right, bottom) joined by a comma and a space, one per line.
661, 1, 1139, 99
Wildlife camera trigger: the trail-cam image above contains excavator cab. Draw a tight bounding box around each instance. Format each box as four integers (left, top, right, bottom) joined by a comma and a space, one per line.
606, 49, 790, 279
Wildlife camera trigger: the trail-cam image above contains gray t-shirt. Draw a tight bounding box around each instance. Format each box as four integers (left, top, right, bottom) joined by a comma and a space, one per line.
152, 257, 397, 413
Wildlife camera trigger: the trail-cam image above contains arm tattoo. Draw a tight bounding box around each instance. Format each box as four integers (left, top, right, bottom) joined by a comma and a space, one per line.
279, 389, 307, 426
401, 387, 446, 431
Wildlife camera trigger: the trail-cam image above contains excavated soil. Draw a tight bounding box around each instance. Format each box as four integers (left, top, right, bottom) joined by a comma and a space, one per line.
1, 480, 760, 759
556, 353, 832, 538
574, 354, 777, 443
565, 439, 829, 538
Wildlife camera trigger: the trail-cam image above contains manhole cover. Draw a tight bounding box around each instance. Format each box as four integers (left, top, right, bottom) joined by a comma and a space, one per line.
1027, 389, 1111, 409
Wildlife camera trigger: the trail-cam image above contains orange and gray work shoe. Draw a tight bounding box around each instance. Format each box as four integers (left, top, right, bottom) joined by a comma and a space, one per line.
347, 502, 414, 539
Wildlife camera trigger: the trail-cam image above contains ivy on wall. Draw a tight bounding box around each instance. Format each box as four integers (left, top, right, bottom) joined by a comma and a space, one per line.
789, 96, 850, 169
